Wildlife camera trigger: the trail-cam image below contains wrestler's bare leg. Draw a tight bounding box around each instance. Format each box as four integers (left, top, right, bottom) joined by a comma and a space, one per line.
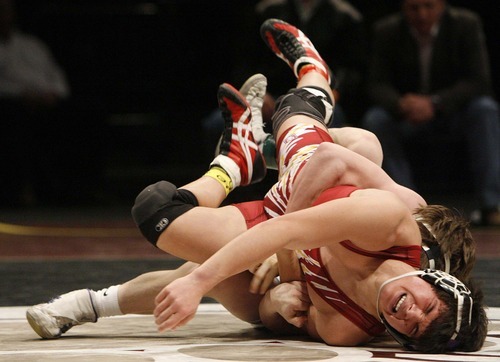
118, 262, 199, 314
205, 271, 264, 323
157, 204, 248, 264
119, 262, 262, 323
179, 176, 227, 209
329, 127, 383, 167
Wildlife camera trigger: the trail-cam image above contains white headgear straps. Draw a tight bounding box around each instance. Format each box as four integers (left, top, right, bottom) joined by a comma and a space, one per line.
416, 215, 451, 273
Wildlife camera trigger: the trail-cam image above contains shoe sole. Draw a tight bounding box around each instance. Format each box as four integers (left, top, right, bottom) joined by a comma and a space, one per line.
218, 83, 249, 111
239, 73, 267, 97
260, 19, 299, 66
217, 83, 267, 185
216, 83, 250, 160
214, 74, 267, 156
260, 19, 332, 85
26, 307, 60, 339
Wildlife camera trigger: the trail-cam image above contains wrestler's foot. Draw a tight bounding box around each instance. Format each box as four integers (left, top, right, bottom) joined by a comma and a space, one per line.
26, 289, 97, 339
239, 73, 269, 145
260, 18, 332, 85
211, 83, 266, 187
215, 73, 270, 153
239, 74, 277, 170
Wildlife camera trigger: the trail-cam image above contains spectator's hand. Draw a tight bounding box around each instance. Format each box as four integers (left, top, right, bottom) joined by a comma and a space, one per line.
399, 94, 435, 124
154, 275, 203, 332
249, 254, 279, 295
269, 281, 311, 328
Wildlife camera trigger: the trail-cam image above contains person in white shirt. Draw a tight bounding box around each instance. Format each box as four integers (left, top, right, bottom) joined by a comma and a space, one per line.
0, 0, 70, 206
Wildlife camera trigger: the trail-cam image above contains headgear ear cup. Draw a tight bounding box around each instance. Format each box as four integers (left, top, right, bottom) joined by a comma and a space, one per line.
420, 269, 473, 342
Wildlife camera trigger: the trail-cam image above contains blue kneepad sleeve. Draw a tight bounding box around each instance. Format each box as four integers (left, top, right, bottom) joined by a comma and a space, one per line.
131, 181, 198, 246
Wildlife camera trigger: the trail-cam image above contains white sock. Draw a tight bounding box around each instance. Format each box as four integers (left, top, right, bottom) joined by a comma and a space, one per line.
91, 285, 123, 318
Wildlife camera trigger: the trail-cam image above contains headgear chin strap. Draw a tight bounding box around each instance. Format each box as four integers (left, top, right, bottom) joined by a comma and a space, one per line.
376, 269, 473, 351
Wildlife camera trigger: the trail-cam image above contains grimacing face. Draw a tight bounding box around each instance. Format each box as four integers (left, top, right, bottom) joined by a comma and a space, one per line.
402, 0, 446, 36
378, 275, 442, 338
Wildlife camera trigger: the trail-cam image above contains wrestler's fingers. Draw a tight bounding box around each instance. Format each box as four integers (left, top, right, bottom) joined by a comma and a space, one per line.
154, 298, 194, 332
153, 290, 173, 317
154, 287, 170, 308
254, 255, 278, 276
172, 313, 195, 329
260, 268, 278, 294
249, 256, 279, 294
295, 299, 311, 312
249, 272, 261, 294
154, 310, 171, 328
155, 312, 174, 331
293, 281, 311, 300
299, 290, 311, 303
153, 291, 186, 324
249, 268, 277, 294
249, 262, 263, 275
288, 315, 308, 328
157, 311, 195, 332
153, 298, 175, 325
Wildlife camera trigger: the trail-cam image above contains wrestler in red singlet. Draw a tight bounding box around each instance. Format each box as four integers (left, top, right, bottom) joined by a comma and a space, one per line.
233, 123, 420, 336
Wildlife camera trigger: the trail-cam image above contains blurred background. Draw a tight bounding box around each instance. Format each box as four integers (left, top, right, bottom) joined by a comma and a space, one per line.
2, 0, 498, 208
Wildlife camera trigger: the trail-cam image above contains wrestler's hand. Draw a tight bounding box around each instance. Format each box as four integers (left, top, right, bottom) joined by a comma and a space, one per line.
270, 281, 310, 328
249, 254, 279, 295
154, 275, 203, 332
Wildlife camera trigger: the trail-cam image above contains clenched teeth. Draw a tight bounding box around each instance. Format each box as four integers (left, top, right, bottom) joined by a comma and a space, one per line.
394, 294, 407, 312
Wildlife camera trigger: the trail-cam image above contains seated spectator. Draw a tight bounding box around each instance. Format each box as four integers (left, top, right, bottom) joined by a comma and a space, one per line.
361, 0, 500, 226
0, 0, 70, 206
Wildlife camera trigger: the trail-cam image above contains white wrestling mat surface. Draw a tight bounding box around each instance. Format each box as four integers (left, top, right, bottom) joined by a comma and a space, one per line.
1, 304, 499, 362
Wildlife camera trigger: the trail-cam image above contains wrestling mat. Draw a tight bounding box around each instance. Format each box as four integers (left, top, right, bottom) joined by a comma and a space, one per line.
1, 303, 499, 361
1, 206, 499, 361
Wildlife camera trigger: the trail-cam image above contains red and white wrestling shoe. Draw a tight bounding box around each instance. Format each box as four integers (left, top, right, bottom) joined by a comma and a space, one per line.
211, 83, 266, 187
260, 18, 332, 85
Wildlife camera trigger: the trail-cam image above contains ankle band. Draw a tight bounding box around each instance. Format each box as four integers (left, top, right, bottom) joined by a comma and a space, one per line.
295, 57, 331, 85
205, 166, 233, 195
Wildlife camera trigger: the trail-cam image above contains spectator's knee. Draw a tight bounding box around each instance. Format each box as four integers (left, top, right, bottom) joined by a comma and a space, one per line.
467, 96, 499, 115
362, 107, 393, 131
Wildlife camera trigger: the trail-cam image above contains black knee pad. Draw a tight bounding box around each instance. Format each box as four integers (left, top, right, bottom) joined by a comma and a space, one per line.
271, 86, 334, 139
131, 181, 199, 246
